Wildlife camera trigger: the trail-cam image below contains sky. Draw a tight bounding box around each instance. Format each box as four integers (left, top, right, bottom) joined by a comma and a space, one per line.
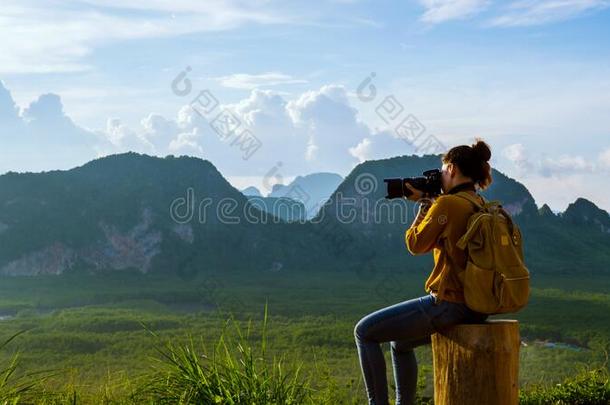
1, 0, 609, 212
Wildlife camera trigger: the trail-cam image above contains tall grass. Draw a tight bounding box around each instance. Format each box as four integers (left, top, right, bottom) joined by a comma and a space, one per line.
519, 350, 610, 405
134, 302, 315, 404
1, 330, 57, 404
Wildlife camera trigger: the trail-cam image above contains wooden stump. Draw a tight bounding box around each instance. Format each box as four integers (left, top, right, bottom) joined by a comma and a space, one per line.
431, 319, 520, 405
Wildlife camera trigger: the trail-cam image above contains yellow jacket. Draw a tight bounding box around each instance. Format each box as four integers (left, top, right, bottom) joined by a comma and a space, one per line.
405, 186, 484, 304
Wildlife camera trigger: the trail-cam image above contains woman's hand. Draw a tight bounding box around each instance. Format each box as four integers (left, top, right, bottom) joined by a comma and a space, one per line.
404, 183, 426, 202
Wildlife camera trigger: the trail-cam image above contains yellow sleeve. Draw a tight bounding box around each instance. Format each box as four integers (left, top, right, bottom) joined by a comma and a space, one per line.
405, 197, 449, 255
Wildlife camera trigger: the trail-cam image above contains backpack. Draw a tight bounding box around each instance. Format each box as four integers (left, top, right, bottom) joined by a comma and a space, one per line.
454, 191, 530, 315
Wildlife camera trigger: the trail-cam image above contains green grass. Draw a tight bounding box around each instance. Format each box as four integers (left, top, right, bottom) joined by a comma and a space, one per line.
0, 268, 609, 403
133, 302, 314, 404
520, 363, 610, 404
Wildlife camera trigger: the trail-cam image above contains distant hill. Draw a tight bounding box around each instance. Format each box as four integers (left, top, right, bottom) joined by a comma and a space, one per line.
0, 152, 608, 277
0, 153, 319, 276
245, 196, 306, 222
241, 186, 262, 197
268, 172, 343, 219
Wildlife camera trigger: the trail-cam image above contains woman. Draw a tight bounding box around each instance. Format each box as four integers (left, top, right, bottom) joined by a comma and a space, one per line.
354, 139, 493, 405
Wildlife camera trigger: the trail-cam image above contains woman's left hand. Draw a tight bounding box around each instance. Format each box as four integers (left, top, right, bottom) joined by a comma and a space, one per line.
404, 183, 425, 202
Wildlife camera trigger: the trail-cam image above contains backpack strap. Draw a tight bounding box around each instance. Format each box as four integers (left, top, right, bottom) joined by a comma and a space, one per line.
456, 213, 486, 250
454, 191, 519, 248
453, 191, 483, 210
452, 191, 502, 212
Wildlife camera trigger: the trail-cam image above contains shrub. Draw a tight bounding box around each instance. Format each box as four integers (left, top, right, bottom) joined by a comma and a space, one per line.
134, 302, 315, 404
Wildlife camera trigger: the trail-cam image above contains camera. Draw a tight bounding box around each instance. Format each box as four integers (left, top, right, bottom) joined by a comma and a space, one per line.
383, 169, 442, 199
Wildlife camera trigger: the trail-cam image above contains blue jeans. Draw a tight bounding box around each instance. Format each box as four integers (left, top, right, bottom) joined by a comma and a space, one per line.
354, 292, 489, 405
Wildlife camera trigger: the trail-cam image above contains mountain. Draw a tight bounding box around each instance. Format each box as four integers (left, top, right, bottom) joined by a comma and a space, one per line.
0, 152, 608, 277
0, 153, 319, 276
522, 196, 610, 275
245, 196, 306, 222
538, 204, 556, 219
311, 154, 540, 271
562, 198, 610, 234
313, 153, 609, 274
241, 186, 262, 197
268, 172, 343, 219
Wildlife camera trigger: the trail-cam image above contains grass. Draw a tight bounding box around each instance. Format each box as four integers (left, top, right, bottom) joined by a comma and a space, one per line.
0, 269, 609, 403
1, 309, 609, 403
0, 330, 59, 404
520, 362, 610, 404
133, 302, 313, 404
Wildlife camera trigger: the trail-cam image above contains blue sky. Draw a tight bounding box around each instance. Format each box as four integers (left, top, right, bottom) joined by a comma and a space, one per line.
1, 0, 609, 212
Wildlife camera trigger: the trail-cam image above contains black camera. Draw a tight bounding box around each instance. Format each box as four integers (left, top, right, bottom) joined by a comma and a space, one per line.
383, 169, 442, 199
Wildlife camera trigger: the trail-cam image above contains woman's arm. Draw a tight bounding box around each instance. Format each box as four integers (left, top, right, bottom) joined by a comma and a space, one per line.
405, 196, 448, 255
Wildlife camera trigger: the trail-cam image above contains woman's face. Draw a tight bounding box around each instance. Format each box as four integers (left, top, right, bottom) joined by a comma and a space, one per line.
440, 162, 454, 193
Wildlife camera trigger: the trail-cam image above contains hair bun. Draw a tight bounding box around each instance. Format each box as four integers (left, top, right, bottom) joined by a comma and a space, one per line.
471, 138, 491, 162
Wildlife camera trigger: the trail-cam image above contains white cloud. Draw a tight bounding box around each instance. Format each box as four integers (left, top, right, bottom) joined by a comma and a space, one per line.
286, 84, 371, 171
349, 131, 411, 163
349, 137, 372, 163
418, 0, 489, 23
168, 130, 203, 155
232, 89, 294, 129
502, 143, 533, 172
416, 0, 609, 26
518, 172, 610, 213
103, 118, 153, 153
500, 143, 610, 211
0, 1, 292, 74
540, 154, 595, 176
598, 148, 610, 169
214, 73, 308, 90
0, 81, 106, 172
86, 84, 380, 176
489, 0, 610, 27
503, 142, 607, 178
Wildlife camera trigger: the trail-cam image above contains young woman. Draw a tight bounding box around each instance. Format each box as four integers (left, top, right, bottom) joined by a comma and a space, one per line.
354, 139, 494, 405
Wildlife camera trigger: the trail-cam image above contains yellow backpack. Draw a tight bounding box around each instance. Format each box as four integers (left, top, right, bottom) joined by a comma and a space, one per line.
454, 191, 531, 314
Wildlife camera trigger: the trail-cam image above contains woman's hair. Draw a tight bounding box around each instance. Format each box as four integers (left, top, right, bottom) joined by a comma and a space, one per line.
442, 138, 492, 190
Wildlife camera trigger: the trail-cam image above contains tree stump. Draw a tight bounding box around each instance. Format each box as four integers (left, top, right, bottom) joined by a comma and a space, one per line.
431, 319, 520, 405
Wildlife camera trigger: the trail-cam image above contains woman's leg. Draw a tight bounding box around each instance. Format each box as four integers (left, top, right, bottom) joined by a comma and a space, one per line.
354, 293, 489, 405
390, 335, 431, 405
353, 293, 438, 405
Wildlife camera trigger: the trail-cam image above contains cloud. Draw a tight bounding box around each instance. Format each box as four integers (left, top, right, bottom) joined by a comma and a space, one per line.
503, 142, 605, 177
286, 84, 371, 171
0, 1, 292, 74
0, 80, 20, 124
0, 81, 105, 172
349, 130, 412, 163
214, 72, 308, 90
168, 130, 203, 155
103, 118, 152, 153
489, 0, 610, 27
416, 0, 609, 26
518, 172, 610, 213
539, 154, 595, 176
598, 148, 610, 169
418, 0, 489, 23
89, 84, 380, 176
502, 143, 533, 172
0, 83, 94, 146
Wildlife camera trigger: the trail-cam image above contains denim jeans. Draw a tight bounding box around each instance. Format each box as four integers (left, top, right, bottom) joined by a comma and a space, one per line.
353, 292, 489, 405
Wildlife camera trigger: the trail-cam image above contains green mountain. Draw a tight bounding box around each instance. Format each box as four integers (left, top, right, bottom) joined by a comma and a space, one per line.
245, 196, 306, 222
0, 152, 608, 277
269, 172, 344, 219
0, 153, 318, 277
313, 153, 609, 274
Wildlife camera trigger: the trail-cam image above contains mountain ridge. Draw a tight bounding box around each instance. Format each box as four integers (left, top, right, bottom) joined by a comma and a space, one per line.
0, 152, 607, 277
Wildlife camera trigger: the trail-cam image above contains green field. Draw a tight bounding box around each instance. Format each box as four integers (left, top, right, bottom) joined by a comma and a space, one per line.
0, 268, 609, 403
